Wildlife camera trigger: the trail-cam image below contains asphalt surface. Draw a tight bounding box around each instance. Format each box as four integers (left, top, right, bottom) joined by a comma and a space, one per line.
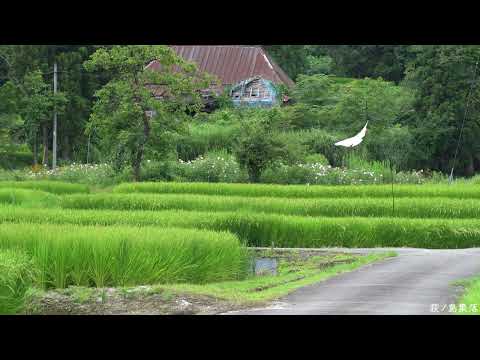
227, 248, 480, 315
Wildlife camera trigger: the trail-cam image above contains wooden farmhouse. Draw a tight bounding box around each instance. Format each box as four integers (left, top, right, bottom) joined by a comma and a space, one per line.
146, 45, 294, 109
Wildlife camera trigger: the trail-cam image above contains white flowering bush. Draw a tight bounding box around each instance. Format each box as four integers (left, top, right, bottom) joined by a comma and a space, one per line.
177, 151, 248, 183
260, 162, 427, 185
24, 163, 125, 186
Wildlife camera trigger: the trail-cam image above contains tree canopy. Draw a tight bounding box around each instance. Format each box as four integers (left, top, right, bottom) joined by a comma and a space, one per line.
84, 45, 212, 180
2, 44, 480, 177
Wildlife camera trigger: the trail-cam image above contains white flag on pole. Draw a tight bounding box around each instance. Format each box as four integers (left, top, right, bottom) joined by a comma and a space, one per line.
334, 122, 368, 148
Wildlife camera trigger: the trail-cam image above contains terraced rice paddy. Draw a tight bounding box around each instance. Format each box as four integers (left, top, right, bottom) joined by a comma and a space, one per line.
0, 223, 247, 289
61, 193, 480, 219
114, 181, 480, 200
1, 180, 479, 312
0, 181, 89, 194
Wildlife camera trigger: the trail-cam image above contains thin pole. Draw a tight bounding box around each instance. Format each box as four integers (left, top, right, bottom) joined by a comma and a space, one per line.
86, 132, 91, 164
52, 61, 58, 171
391, 163, 395, 217
449, 58, 479, 184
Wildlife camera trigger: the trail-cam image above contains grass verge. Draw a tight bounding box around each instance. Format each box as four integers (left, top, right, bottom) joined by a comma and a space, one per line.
23, 251, 395, 314
151, 252, 396, 305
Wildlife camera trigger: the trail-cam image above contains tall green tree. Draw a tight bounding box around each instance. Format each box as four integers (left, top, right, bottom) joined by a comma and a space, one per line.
404, 45, 480, 175
1, 45, 107, 164
55, 46, 110, 161
234, 109, 302, 182
0, 81, 23, 154
313, 45, 414, 83
265, 45, 309, 81
84, 45, 211, 181
19, 70, 67, 166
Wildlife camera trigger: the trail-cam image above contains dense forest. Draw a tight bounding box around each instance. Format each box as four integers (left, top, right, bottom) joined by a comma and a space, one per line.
1, 45, 480, 183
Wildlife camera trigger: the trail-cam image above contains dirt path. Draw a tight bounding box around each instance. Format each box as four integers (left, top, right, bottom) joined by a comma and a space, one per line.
226, 248, 480, 315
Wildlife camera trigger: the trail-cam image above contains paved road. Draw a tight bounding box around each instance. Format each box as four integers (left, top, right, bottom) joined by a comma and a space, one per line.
227, 248, 480, 315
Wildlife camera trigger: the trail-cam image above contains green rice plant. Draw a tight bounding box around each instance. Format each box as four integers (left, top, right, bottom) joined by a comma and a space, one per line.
60, 193, 480, 219
0, 250, 37, 314
112, 182, 480, 200
3, 206, 480, 249
0, 181, 89, 194
0, 188, 59, 208
0, 223, 248, 289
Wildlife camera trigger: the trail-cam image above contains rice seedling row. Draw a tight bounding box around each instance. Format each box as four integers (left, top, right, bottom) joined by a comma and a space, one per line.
0, 189, 59, 208
113, 181, 480, 200
0, 181, 89, 194
0, 223, 248, 290
3, 206, 480, 249
60, 193, 480, 219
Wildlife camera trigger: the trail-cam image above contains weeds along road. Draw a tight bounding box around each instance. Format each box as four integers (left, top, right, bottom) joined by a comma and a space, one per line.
228, 248, 480, 315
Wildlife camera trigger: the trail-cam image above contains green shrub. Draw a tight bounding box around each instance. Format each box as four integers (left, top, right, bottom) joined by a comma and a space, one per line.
2, 206, 480, 249
305, 55, 333, 75
0, 181, 89, 194
234, 119, 294, 183
275, 104, 323, 130
300, 128, 346, 167
292, 74, 336, 106
176, 122, 240, 161
60, 193, 480, 219
0, 223, 248, 289
0, 189, 59, 208
365, 125, 415, 170
140, 160, 181, 182
0, 151, 33, 170
305, 153, 329, 165
0, 250, 36, 314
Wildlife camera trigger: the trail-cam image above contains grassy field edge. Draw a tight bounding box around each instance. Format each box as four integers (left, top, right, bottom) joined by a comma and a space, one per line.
151, 252, 397, 307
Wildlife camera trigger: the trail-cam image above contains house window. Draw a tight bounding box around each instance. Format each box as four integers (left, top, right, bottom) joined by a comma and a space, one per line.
250, 87, 260, 97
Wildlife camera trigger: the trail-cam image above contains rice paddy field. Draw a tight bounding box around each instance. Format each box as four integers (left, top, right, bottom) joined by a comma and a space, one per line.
1, 179, 479, 313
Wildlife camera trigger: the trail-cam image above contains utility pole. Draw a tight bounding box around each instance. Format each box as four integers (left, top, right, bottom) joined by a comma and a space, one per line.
52, 61, 58, 171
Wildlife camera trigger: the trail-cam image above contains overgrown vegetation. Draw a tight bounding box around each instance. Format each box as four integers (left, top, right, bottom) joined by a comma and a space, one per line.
456, 276, 480, 315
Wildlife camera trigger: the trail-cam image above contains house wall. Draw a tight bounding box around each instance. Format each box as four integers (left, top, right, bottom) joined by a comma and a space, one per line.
231, 77, 278, 108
